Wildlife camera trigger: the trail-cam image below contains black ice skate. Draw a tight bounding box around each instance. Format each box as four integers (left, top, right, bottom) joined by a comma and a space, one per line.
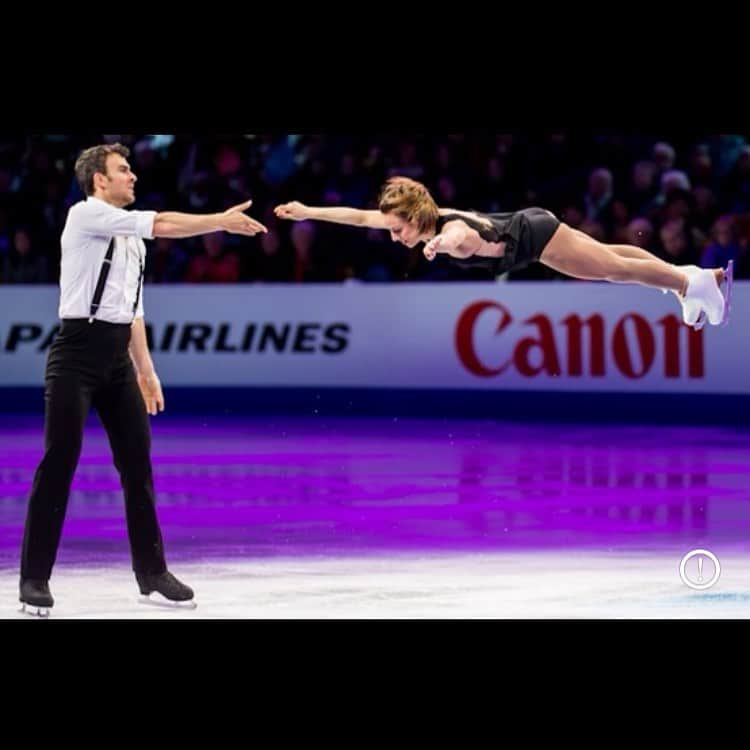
19, 579, 54, 618
136, 571, 196, 609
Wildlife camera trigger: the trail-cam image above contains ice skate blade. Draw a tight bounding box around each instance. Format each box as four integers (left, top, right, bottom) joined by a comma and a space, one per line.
19, 603, 51, 618
138, 594, 197, 610
721, 259, 734, 327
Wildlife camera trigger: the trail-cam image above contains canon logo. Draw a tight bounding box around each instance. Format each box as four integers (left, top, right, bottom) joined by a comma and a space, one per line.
455, 301, 704, 379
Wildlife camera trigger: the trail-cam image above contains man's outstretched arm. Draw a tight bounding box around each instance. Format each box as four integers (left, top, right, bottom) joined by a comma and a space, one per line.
153, 200, 267, 238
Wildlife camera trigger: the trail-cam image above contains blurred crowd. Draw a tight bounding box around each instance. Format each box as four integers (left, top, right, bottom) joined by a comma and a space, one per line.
1, 133, 749, 285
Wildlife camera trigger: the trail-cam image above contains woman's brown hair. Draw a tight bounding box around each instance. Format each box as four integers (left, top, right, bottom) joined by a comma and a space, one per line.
377, 177, 439, 234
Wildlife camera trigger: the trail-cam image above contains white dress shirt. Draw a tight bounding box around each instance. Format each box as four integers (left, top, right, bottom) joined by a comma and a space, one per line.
58, 196, 157, 323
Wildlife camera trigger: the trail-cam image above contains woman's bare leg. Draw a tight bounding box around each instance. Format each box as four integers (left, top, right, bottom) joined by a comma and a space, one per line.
541, 224, 688, 291
540, 224, 728, 326
569, 227, 724, 287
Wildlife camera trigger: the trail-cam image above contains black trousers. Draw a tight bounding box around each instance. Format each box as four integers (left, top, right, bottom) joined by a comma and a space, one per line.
20, 319, 166, 581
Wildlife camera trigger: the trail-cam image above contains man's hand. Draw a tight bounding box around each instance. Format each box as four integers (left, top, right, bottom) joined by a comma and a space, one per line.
137, 371, 165, 416
220, 200, 268, 236
274, 201, 309, 221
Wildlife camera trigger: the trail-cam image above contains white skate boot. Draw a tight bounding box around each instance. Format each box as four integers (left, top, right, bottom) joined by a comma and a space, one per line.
683, 267, 725, 327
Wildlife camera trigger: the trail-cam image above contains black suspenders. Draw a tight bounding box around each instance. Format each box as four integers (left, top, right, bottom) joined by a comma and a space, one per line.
88, 237, 144, 324
89, 238, 115, 323
132, 254, 144, 322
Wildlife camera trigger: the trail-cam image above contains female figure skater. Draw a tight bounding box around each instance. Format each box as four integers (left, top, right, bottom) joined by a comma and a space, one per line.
275, 177, 732, 329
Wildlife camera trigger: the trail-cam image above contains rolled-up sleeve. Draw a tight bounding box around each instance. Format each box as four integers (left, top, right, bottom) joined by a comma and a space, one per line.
134, 210, 157, 240
75, 199, 157, 239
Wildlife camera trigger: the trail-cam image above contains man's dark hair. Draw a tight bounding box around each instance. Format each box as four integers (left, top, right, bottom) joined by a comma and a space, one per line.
74, 143, 130, 196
